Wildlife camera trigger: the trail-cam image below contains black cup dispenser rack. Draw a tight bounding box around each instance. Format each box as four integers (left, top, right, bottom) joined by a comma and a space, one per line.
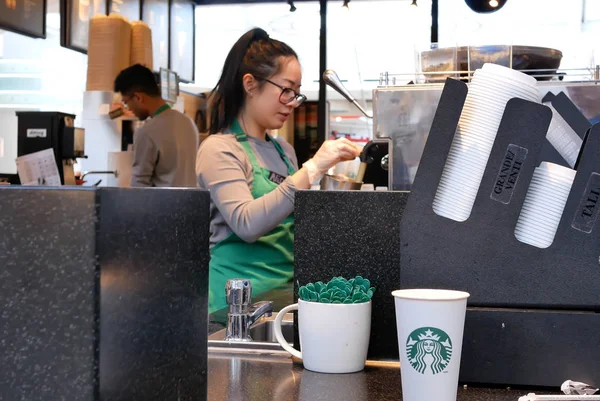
400, 78, 600, 387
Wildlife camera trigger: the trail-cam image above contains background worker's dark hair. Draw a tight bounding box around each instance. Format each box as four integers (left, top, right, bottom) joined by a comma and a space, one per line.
208, 28, 298, 134
114, 64, 161, 97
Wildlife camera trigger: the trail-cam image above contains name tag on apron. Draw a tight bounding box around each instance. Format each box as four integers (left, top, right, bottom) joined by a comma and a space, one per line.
268, 170, 287, 184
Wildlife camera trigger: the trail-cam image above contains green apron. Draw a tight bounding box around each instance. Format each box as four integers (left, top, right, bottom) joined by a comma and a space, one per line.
208, 120, 296, 313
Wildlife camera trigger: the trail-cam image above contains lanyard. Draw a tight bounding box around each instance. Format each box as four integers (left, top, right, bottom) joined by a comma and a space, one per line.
153, 104, 171, 118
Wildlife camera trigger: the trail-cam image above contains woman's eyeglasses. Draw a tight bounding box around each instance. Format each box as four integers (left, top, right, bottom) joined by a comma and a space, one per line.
263, 79, 307, 106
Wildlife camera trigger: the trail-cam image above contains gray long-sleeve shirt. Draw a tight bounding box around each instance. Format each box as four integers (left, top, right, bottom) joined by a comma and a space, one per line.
195, 133, 298, 246
131, 109, 199, 187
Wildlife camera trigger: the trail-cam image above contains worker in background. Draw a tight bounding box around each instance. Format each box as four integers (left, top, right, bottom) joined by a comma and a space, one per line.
114, 64, 199, 187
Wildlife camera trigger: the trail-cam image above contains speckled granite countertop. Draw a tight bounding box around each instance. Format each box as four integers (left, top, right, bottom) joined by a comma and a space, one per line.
207, 285, 559, 401
207, 350, 558, 401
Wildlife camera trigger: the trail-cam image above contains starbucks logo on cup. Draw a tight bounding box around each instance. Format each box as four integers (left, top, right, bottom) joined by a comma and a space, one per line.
406, 327, 452, 375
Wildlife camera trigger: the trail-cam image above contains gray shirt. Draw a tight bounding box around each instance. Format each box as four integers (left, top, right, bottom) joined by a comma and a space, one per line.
131, 109, 199, 187
196, 133, 298, 247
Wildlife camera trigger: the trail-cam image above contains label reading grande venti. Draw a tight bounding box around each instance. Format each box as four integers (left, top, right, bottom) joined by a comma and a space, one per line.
490, 144, 528, 205
26, 128, 47, 138
571, 172, 600, 234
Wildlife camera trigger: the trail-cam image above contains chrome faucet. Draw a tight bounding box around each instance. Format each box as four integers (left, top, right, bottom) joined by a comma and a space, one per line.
224, 279, 273, 341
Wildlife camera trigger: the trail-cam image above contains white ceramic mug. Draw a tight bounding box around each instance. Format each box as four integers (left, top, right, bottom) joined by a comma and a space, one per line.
273, 299, 372, 374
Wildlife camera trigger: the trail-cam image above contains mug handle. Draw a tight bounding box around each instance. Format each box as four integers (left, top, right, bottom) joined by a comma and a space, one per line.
273, 303, 301, 359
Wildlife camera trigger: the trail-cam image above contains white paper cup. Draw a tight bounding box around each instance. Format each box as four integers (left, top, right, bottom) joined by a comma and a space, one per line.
393, 289, 470, 401
482, 62, 538, 86
432, 63, 542, 222
537, 161, 577, 181
514, 163, 576, 248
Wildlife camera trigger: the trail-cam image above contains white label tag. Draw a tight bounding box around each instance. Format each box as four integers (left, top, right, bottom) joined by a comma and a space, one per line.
98, 104, 110, 115
26, 129, 47, 138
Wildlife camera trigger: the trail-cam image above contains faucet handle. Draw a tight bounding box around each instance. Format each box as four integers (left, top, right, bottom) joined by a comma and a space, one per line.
248, 301, 274, 326
225, 279, 252, 308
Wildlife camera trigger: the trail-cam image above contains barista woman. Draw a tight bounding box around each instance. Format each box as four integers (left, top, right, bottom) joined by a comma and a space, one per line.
196, 28, 361, 313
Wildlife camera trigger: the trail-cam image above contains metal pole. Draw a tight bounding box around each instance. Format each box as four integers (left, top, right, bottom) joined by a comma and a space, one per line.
318, 0, 327, 145
431, 0, 439, 44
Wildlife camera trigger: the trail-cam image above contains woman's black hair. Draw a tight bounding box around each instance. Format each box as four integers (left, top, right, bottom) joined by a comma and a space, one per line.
208, 28, 298, 134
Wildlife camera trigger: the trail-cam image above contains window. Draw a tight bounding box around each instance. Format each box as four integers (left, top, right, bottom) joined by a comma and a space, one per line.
192, 2, 320, 91
326, 0, 431, 141
438, 0, 597, 72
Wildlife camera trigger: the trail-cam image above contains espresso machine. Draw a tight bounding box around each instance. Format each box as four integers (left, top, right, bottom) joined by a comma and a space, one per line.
16, 111, 85, 185
324, 70, 392, 189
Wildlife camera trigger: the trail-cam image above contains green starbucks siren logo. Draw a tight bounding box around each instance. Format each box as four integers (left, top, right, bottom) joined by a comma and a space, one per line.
406, 327, 452, 375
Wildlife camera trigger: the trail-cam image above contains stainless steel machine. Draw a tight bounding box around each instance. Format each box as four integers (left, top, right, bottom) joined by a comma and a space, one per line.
373, 66, 600, 190
326, 46, 600, 191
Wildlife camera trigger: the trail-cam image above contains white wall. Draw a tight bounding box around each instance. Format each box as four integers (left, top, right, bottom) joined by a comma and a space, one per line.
0, 10, 87, 112
193, 2, 321, 91
0, 109, 19, 174
0, 0, 87, 174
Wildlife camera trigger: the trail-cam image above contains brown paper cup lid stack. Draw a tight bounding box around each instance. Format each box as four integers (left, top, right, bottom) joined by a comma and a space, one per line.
130, 21, 154, 70
86, 14, 132, 91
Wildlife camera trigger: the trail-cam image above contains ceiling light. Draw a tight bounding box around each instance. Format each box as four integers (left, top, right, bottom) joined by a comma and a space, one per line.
411, 0, 417, 6
465, 0, 507, 13
342, 0, 350, 8
287, 0, 296, 12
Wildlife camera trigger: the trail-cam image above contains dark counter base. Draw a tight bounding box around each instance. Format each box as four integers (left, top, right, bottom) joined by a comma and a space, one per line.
0, 187, 210, 401
462, 308, 600, 387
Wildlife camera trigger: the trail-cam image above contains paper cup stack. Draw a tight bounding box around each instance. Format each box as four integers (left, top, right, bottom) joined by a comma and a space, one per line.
432, 63, 540, 222
130, 21, 154, 70
544, 103, 583, 168
514, 162, 576, 248
86, 14, 132, 91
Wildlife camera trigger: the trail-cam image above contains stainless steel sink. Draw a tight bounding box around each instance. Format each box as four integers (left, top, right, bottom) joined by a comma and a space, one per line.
208, 313, 294, 352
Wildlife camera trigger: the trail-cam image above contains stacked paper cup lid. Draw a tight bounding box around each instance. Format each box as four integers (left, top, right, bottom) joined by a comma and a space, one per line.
432, 63, 541, 222
515, 162, 576, 248
86, 14, 132, 91
544, 102, 583, 168
130, 21, 154, 70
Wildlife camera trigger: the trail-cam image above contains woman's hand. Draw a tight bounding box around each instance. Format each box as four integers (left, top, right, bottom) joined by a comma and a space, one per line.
303, 138, 361, 183
312, 138, 362, 170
